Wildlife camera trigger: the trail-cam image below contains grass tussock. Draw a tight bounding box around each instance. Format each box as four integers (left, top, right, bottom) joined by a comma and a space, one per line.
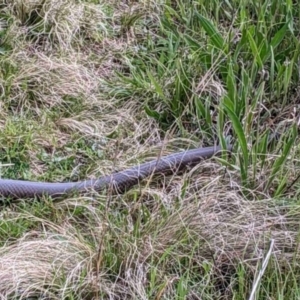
0, 231, 92, 299
3, 0, 110, 50
1, 169, 300, 299
0, 0, 300, 299
1, 50, 99, 110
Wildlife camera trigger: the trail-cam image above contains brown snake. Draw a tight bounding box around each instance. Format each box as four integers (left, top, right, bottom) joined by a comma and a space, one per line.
0, 144, 231, 199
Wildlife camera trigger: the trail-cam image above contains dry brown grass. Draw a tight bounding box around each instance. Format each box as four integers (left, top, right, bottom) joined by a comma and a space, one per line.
3, 0, 109, 50
1, 163, 300, 298
0, 232, 92, 298
1, 50, 98, 110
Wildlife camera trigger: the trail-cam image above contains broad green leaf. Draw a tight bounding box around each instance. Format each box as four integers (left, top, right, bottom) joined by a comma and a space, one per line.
144, 105, 161, 120
260, 23, 289, 63
270, 23, 289, 49
217, 107, 226, 150
223, 96, 249, 172
258, 131, 269, 169
146, 69, 168, 103
269, 46, 275, 92
195, 13, 225, 51
247, 30, 263, 68
226, 63, 237, 114
266, 125, 297, 191
274, 175, 288, 197
184, 34, 202, 51
239, 153, 247, 183
195, 97, 206, 120
259, 41, 270, 64
240, 68, 250, 113
246, 81, 265, 137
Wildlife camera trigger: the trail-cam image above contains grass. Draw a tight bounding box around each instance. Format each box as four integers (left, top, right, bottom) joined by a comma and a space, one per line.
0, 0, 300, 298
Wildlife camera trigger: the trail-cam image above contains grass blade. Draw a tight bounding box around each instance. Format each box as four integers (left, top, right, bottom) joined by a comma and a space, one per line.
223, 96, 249, 181
195, 13, 225, 51
265, 125, 297, 192
247, 30, 263, 69
146, 69, 168, 103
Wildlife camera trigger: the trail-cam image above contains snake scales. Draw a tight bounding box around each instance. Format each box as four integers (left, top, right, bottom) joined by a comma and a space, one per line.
0, 144, 231, 199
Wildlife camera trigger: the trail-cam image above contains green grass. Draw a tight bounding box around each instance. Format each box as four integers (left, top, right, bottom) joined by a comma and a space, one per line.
0, 0, 300, 299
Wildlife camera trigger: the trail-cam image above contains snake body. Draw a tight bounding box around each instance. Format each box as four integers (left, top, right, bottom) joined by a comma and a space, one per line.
0, 145, 231, 199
